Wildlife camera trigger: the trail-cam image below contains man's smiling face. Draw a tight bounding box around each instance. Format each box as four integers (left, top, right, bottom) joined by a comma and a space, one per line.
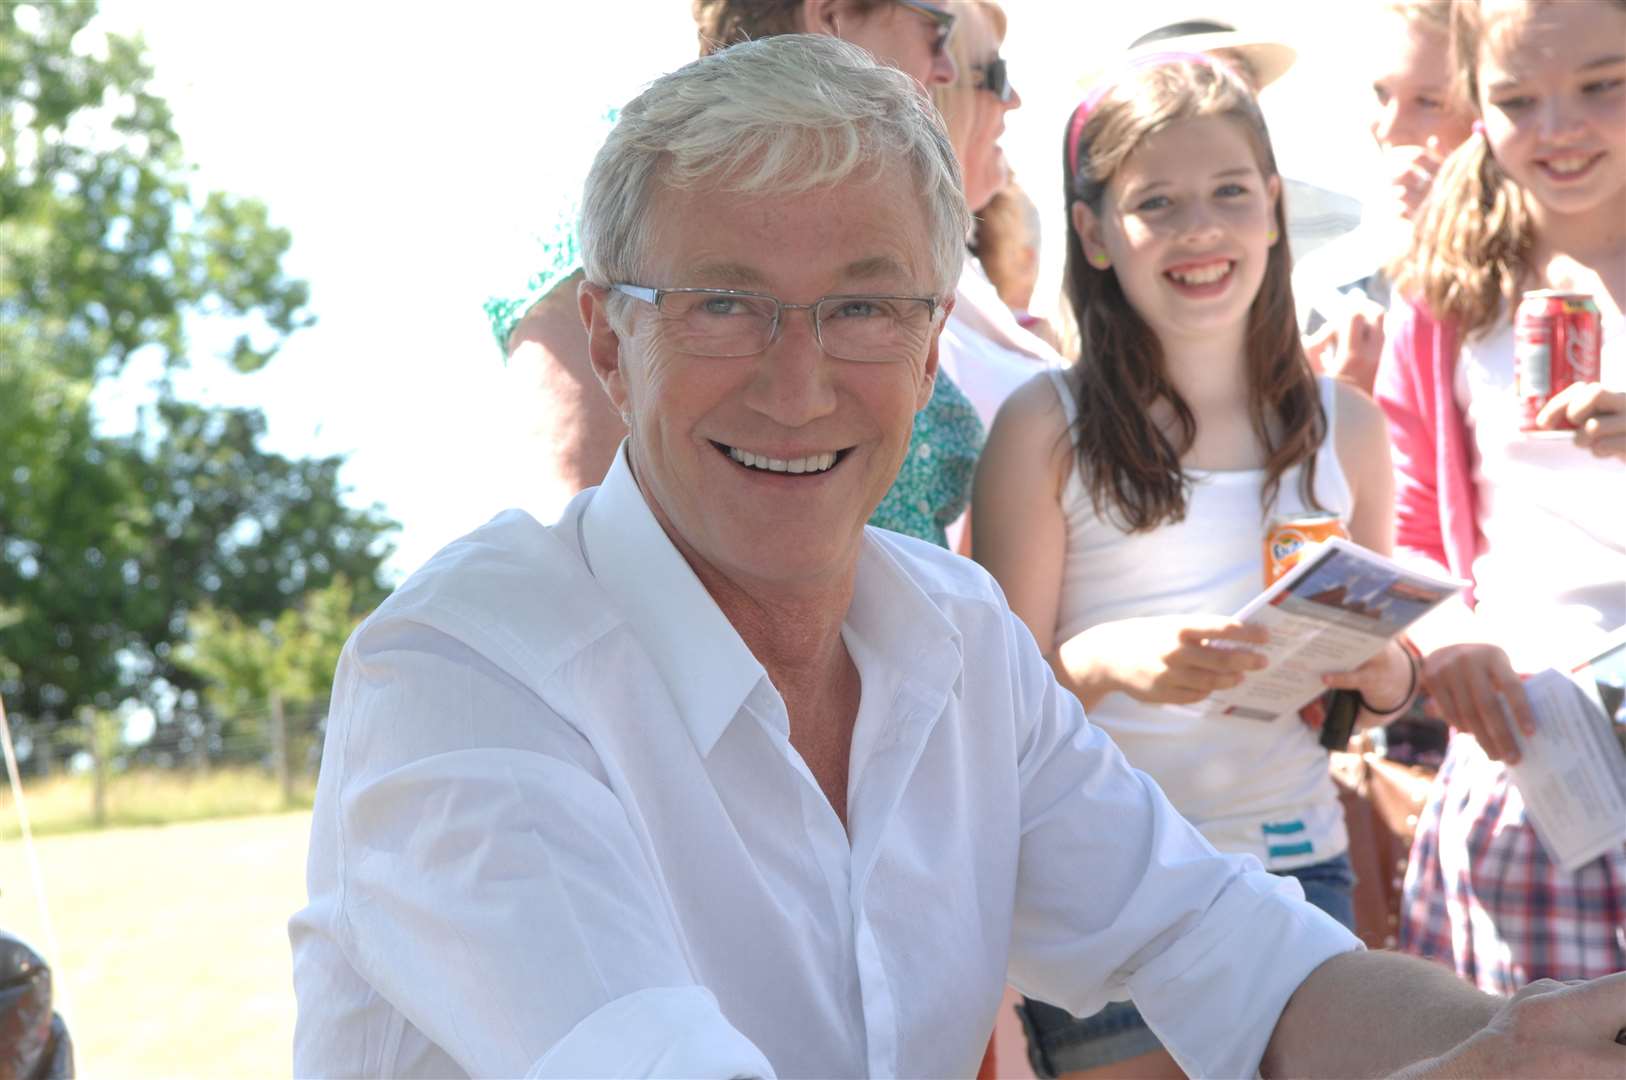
590, 161, 944, 597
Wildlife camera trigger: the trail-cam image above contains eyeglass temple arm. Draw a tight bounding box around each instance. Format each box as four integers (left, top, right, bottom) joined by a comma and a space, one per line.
611, 284, 660, 304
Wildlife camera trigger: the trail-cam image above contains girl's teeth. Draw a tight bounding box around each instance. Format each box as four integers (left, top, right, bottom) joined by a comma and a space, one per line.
1547, 155, 1591, 175
1170, 262, 1230, 285
727, 447, 837, 474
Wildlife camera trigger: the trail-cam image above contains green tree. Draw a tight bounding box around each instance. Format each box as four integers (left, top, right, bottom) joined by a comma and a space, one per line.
0, 2, 396, 767
178, 574, 363, 763
0, 2, 310, 381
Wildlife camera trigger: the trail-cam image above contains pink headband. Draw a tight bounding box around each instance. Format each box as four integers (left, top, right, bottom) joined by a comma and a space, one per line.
1066, 50, 1222, 180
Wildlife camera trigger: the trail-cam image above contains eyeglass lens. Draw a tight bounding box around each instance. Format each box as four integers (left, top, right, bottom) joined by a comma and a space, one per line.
657, 291, 934, 362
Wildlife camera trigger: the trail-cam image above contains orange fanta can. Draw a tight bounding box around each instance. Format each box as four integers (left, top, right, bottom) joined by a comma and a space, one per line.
1264, 513, 1348, 586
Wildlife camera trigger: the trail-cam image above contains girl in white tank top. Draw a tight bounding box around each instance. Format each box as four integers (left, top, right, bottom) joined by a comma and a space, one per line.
972, 54, 1420, 1076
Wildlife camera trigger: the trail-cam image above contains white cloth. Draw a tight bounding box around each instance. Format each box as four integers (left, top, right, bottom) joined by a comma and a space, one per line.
938, 261, 1064, 430
290, 445, 1360, 1079
1046, 373, 1355, 869
1457, 312, 1626, 673
1282, 177, 1363, 268
1289, 216, 1406, 335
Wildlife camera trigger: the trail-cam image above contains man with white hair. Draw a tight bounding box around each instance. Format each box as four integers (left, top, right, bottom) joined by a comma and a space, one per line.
289, 35, 1625, 1080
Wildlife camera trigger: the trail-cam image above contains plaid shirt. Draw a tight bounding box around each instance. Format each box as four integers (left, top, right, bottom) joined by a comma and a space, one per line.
1399, 732, 1626, 995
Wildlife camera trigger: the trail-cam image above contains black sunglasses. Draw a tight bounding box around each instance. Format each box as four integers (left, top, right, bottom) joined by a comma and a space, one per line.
973, 57, 1014, 103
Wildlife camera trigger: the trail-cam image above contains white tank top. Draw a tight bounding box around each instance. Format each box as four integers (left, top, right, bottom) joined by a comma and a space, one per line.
1458, 310, 1626, 674
1048, 371, 1353, 869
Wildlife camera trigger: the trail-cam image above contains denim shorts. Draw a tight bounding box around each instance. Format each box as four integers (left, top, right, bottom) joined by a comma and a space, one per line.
1016, 852, 1356, 1077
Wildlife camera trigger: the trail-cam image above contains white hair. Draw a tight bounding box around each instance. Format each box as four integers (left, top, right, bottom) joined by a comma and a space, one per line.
579, 34, 969, 302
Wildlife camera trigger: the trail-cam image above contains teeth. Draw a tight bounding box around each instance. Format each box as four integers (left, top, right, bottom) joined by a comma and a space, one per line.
726, 446, 838, 474
1546, 154, 1592, 175
1169, 261, 1231, 285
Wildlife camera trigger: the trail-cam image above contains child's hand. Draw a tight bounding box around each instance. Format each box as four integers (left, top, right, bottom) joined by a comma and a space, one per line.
1319, 638, 1415, 719
1303, 294, 1386, 394
1381, 137, 1449, 220
1074, 615, 1270, 707
1420, 641, 1533, 762
1535, 383, 1626, 461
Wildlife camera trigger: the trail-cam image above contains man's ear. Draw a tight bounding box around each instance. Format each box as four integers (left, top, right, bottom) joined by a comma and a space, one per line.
1071, 201, 1110, 268
917, 295, 953, 411
578, 281, 630, 415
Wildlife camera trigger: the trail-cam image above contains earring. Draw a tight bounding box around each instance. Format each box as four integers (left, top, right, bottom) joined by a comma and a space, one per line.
1267, 228, 1279, 244
1090, 252, 1110, 269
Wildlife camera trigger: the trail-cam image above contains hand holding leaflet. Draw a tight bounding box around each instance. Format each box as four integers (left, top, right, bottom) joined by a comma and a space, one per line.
1198, 538, 1466, 722
1505, 638, 1626, 872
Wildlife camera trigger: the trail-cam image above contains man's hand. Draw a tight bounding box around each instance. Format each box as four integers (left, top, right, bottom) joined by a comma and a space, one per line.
1421, 641, 1533, 762
1535, 382, 1626, 461
1395, 973, 1626, 1079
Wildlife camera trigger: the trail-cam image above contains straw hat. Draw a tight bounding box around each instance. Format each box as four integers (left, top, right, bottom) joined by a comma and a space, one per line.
1125, 16, 1297, 90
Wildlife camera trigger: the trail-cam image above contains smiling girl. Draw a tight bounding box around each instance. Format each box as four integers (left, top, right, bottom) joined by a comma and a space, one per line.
1379, 0, 1626, 994
973, 56, 1415, 1079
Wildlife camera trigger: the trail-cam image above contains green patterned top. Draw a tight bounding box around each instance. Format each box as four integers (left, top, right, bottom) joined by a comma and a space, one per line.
482, 108, 619, 356
481, 207, 584, 354
868, 371, 985, 548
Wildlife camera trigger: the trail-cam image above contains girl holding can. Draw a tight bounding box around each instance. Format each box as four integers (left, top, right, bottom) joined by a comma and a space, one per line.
1377, 0, 1626, 995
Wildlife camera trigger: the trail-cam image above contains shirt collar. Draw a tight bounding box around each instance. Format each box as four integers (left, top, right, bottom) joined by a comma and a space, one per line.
580, 442, 767, 756
847, 535, 965, 708
580, 443, 966, 755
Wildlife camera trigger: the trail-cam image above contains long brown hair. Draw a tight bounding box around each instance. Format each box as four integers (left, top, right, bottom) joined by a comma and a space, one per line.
1395, 0, 1626, 338
1062, 58, 1322, 532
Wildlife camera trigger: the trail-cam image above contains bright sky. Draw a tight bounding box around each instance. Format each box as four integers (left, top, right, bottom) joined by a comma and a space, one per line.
88, 0, 1390, 581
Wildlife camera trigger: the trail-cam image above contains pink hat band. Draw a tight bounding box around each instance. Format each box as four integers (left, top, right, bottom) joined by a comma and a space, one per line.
1066, 50, 1220, 181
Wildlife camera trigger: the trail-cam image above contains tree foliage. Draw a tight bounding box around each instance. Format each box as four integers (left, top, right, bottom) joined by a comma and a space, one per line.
0, 1, 311, 380
178, 575, 362, 761
0, 2, 396, 767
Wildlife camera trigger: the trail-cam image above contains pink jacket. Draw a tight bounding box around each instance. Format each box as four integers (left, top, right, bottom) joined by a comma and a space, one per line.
1373, 298, 1481, 605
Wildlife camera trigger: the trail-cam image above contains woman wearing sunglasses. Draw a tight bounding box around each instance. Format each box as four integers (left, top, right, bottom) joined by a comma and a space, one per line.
871, 0, 1063, 552
928, 1, 1063, 502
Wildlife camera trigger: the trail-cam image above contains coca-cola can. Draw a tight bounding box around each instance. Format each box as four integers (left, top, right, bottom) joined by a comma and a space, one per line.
1514, 290, 1602, 431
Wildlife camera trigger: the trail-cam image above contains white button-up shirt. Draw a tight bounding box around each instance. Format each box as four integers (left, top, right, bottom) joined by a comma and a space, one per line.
290, 447, 1359, 1079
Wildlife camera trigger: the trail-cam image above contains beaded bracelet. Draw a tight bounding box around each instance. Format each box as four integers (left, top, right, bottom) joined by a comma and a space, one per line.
1355, 636, 1422, 717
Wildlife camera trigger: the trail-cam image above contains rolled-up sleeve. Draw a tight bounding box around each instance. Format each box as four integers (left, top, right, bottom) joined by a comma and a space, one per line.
300, 620, 773, 1078
1003, 613, 1361, 1080
528, 986, 773, 1079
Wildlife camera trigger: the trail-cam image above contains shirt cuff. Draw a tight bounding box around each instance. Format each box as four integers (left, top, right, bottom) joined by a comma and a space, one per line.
1130, 867, 1363, 1080
526, 985, 776, 1079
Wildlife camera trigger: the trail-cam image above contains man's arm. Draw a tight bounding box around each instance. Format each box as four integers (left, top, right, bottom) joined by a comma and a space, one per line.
294, 619, 772, 1077
999, 605, 1362, 1080
501, 273, 627, 501
1262, 950, 1626, 1079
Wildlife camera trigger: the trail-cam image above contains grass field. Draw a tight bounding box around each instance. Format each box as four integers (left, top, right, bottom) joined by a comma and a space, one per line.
0, 810, 311, 1077
0, 806, 1038, 1078
0, 768, 316, 841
